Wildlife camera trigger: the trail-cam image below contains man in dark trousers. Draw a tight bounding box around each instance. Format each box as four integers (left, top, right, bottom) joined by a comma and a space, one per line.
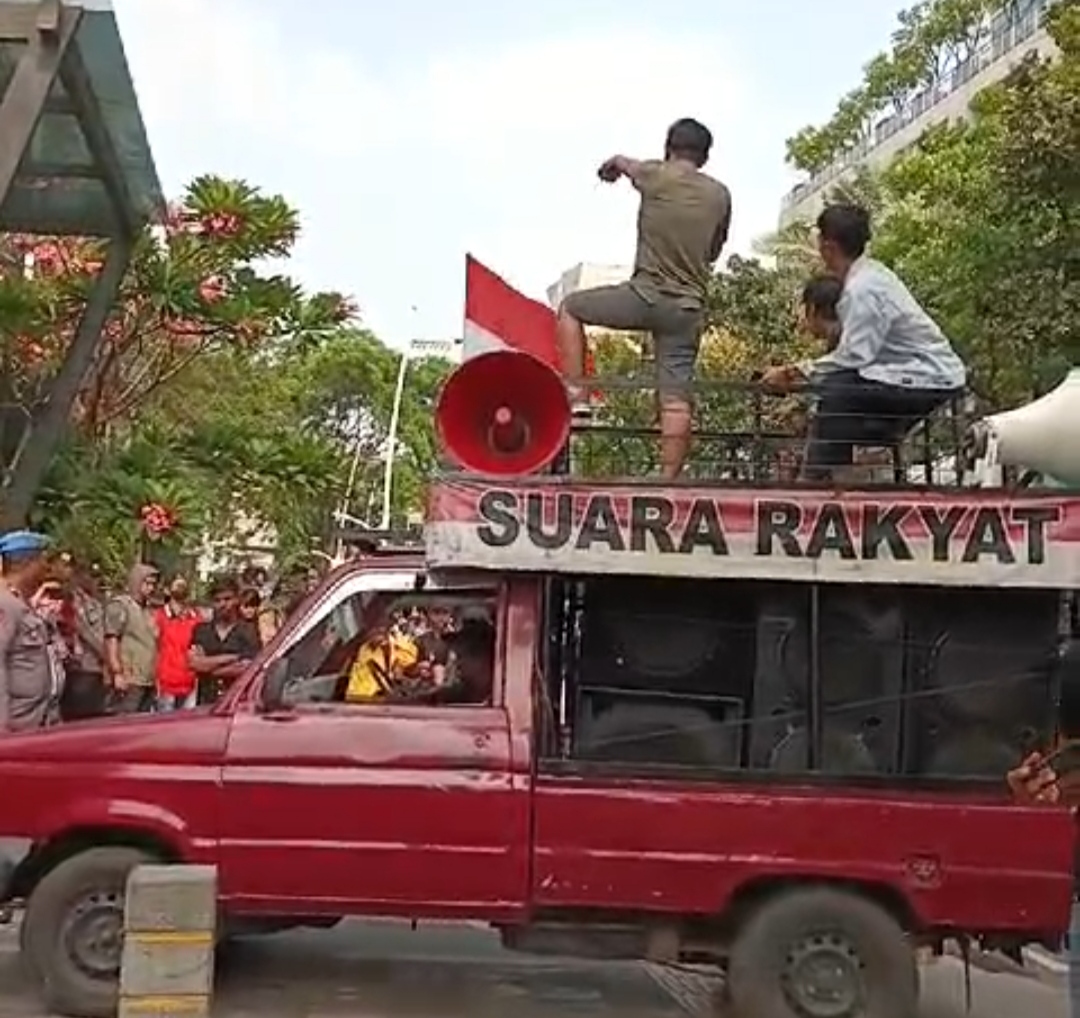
556, 117, 732, 480
190, 574, 261, 705
762, 204, 966, 482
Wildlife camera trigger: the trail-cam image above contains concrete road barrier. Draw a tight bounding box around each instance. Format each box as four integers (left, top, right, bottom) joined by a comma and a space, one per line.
119, 865, 217, 1018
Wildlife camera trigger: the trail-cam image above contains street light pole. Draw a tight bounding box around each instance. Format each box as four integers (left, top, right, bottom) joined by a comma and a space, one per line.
379, 348, 411, 530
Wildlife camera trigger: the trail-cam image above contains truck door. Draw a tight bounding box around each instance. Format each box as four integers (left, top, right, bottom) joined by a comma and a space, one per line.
218, 569, 530, 921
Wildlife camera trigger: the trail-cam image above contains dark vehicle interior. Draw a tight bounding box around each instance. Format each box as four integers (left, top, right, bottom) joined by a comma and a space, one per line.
539, 574, 1065, 784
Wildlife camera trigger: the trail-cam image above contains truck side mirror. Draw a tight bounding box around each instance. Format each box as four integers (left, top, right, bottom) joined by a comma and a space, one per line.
260, 658, 292, 713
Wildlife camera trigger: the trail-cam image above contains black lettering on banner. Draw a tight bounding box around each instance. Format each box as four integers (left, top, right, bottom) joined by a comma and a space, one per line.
805, 503, 857, 560
756, 500, 802, 557
526, 492, 573, 550
476, 490, 520, 547
576, 495, 625, 551
677, 499, 729, 555
962, 506, 1015, 564
629, 496, 675, 553
1012, 505, 1060, 565
861, 504, 913, 560
918, 505, 966, 561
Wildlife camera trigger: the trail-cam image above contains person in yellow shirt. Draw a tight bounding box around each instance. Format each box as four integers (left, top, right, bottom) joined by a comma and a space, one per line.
345, 608, 419, 702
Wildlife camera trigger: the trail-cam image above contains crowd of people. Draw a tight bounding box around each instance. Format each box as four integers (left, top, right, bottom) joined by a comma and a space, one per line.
0, 529, 320, 733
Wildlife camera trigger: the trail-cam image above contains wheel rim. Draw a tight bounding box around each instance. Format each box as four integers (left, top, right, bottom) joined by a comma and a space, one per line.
780, 930, 866, 1018
61, 889, 125, 980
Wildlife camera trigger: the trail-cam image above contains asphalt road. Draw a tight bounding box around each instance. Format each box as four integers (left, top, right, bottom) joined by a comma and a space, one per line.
0, 918, 1070, 1017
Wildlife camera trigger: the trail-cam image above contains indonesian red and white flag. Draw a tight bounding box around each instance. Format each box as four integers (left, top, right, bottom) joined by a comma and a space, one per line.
463, 255, 560, 369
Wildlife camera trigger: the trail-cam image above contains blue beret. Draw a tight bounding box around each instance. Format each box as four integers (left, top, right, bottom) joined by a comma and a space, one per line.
0, 530, 51, 556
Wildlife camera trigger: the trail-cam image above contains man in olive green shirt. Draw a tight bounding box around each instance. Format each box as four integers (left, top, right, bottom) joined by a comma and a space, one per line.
557, 117, 732, 479
104, 563, 159, 714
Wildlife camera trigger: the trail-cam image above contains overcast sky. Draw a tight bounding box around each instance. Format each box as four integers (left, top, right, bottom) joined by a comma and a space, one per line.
113, 0, 904, 347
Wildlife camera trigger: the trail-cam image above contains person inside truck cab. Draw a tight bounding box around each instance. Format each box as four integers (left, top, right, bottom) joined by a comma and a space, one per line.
429, 619, 495, 706
760, 203, 967, 483
344, 604, 419, 702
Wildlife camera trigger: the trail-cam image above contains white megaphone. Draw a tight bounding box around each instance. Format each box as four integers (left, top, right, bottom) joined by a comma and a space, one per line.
978, 368, 1080, 486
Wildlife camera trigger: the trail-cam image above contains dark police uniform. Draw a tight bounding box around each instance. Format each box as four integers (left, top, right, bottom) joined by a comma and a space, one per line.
0, 532, 62, 732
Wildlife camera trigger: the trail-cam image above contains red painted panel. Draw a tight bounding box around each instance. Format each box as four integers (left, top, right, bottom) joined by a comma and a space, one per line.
531, 774, 1073, 933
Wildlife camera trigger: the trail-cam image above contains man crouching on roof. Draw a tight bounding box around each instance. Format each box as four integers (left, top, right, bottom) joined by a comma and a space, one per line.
762, 204, 967, 485
555, 118, 732, 481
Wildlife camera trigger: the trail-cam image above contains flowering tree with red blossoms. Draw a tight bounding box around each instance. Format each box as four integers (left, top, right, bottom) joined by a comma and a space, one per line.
0, 176, 362, 574
0, 175, 354, 441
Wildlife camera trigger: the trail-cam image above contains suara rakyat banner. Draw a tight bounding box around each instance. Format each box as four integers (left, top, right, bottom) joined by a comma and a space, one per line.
426, 478, 1080, 588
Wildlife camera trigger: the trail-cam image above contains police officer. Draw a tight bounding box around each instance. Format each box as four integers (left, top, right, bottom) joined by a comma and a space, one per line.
0, 530, 62, 733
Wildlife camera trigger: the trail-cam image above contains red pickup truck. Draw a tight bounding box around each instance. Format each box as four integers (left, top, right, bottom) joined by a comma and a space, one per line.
1, 527, 1075, 1018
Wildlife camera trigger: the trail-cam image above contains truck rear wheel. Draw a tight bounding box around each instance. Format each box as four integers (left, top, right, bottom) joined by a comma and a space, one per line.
22, 846, 153, 1018
725, 887, 917, 1018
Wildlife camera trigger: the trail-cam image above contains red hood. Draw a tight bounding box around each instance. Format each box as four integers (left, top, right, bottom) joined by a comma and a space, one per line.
0, 711, 230, 849
0, 709, 228, 765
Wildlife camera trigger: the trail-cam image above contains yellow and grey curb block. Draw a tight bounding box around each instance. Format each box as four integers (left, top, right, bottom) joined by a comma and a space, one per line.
119, 865, 217, 1018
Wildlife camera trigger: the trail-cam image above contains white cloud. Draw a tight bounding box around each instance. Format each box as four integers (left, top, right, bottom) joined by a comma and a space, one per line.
113, 0, 780, 345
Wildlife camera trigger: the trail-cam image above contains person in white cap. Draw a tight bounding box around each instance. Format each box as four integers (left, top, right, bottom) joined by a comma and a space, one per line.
0, 530, 63, 732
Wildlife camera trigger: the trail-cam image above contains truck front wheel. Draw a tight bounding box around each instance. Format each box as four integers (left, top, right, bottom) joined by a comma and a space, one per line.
22, 846, 153, 1018
725, 887, 918, 1018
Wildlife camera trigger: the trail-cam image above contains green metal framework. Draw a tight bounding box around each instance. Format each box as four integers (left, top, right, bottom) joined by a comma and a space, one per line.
0, 0, 162, 526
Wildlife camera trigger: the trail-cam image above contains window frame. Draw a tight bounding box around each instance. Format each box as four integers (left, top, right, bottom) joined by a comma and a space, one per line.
245, 568, 503, 711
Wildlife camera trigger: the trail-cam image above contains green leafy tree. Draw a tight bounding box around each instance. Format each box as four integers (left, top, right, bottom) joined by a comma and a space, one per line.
785, 0, 1011, 172
874, 0, 1080, 406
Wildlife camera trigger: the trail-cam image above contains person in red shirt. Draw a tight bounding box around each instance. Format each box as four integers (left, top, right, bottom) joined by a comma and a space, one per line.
154, 575, 199, 711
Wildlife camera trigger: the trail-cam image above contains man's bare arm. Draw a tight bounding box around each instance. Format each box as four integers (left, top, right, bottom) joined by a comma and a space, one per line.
188, 644, 238, 675
597, 155, 649, 187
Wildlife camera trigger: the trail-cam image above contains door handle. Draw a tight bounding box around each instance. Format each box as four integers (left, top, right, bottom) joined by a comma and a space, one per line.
473, 733, 490, 748
263, 712, 299, 723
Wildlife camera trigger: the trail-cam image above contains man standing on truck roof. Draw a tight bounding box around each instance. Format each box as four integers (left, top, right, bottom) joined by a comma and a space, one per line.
556, 118, 732, 480
0, 530, 63, 733
761, 204, 966, 483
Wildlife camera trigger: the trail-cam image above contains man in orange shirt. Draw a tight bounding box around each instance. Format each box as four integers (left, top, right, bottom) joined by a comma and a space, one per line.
154, 575, 199, 711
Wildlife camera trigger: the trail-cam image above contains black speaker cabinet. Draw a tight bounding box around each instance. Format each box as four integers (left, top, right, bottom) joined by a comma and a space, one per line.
905, 587, 1058, 778
749, 585, 905, 775
577, 577, 756, 697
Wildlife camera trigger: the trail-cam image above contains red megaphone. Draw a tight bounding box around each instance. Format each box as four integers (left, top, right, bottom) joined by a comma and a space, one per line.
436, 349, 571, 476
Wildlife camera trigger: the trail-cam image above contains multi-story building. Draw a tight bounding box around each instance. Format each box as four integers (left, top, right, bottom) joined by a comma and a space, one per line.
778, 0, 1057, 228
546, 262, 631, 308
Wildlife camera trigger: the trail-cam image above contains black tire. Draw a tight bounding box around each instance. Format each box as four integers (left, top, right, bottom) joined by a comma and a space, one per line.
22, 846, 153, 1018
725, 887, 918, 1018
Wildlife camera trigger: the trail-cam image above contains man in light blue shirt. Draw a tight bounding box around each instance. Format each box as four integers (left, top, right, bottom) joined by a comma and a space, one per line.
763, 204, 967, 481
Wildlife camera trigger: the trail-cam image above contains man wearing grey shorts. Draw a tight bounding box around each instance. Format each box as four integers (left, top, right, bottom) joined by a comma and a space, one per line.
556, 118, 732, 479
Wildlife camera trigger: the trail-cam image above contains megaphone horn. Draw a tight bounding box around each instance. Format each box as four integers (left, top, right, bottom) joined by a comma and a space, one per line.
983, 368, 1080, 485
436, 349, 571, 476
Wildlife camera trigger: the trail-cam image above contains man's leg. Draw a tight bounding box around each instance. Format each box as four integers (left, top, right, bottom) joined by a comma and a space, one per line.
653, 305, 704, 480
802, 371, 865, 483
557, 284, 651, 401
